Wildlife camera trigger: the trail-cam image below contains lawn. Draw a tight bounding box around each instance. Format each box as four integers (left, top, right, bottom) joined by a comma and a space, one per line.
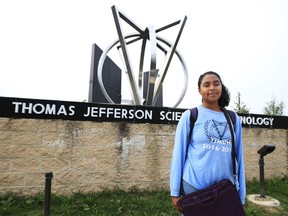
0, 176, 287, 216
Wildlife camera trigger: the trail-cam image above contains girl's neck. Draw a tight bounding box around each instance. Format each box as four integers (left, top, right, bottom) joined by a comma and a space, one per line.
202, 102, 222, 112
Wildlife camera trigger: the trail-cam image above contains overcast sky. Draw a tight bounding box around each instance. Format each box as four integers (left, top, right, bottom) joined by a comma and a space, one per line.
1, 0, 288, 115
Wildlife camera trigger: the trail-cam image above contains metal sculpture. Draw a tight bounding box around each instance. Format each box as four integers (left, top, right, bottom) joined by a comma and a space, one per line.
97, 5, 188, 107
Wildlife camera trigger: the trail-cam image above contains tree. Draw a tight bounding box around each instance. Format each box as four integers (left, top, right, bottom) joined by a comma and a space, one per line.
232, 92, 250, 114
263, 97, 285, 115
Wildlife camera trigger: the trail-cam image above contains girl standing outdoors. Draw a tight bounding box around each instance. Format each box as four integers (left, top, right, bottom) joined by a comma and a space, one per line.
170, 71, 246, 213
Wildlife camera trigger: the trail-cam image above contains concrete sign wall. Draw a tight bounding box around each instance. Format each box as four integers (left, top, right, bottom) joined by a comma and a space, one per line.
0, 96, 287, 195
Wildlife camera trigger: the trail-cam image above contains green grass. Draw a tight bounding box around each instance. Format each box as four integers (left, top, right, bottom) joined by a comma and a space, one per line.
0, 176, 287, 216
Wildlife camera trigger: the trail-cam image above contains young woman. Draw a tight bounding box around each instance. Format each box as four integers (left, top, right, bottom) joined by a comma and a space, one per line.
170, 71, 246, 213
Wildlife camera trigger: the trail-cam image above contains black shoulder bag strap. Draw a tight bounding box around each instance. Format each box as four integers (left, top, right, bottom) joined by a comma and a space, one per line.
180, 108, 197, 194
222, 108, 237, 184
185, 108, 198, 160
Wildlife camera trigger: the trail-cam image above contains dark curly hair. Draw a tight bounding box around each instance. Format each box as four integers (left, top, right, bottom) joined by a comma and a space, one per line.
197, 71, 230, 108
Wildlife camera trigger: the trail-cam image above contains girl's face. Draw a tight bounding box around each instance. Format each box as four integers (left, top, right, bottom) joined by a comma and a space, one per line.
198, 74, 222, 105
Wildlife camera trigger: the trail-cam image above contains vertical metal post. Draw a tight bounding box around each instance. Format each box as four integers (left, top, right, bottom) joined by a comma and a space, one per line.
259, 156, 265, 197
44, 172, 53, 216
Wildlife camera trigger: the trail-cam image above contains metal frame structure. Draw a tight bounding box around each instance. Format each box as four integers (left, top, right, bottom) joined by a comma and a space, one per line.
97, 5, 188, 107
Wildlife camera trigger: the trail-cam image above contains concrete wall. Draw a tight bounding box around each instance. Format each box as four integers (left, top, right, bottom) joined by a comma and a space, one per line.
0, 117, 287, 195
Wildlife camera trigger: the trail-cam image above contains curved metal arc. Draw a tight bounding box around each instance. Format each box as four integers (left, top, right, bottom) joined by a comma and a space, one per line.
117, 35, 143, 49
97, 34, 188, 108
97, 34, 141, 104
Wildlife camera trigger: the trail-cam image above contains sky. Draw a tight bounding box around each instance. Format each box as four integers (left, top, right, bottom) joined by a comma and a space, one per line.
1, 0, 288, 115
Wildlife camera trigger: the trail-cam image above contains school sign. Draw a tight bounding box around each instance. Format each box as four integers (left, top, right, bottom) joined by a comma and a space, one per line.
0, 96, 287, 129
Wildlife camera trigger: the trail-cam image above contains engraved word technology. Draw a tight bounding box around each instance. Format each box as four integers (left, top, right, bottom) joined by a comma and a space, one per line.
97, 5, 188, 108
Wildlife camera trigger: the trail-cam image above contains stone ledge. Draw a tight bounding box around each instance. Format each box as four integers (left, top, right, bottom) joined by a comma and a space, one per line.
247, 194, 281, 207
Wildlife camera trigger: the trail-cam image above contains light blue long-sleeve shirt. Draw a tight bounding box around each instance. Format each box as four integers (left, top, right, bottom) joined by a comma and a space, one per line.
170, 105, 246, 204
